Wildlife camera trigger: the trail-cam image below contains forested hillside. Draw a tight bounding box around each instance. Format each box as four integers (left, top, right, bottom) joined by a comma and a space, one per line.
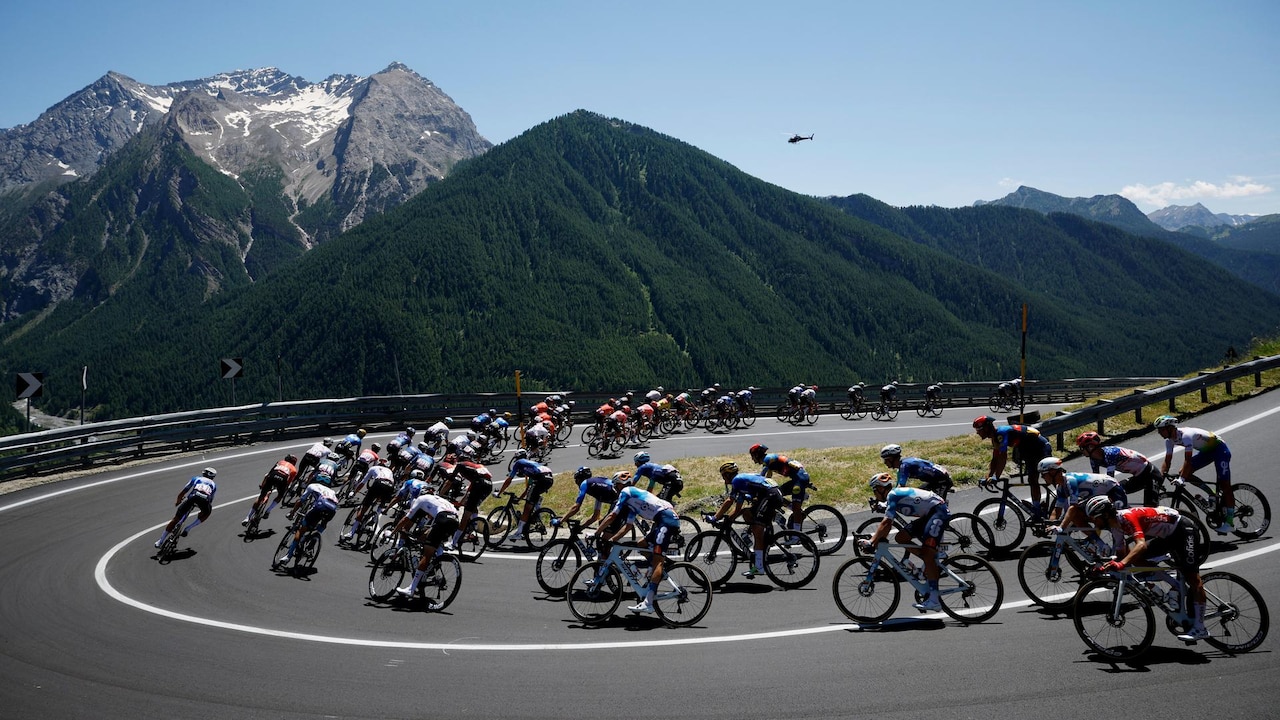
5, 111, 1280, 419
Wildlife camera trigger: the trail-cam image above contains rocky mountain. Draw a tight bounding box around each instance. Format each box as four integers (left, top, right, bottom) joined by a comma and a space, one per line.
6, 111, 1279, 419
977, 185, 1165, 237
0, 62, 490, 321
1147, 203, 1259, 231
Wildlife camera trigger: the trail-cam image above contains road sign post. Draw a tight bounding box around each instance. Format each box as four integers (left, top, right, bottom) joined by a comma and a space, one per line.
16, 372, 44, 433
221, 358, 243, 405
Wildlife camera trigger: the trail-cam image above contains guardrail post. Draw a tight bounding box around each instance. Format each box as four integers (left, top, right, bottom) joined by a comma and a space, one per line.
1200, 386, 1208, 403
1225, 378, 1233, 395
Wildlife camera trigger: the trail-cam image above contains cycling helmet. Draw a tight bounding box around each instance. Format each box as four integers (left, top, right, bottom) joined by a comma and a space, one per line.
443, 417, 453, 425
611, 471, 633, 487
202, 467, 217, 479
503, 412, 512, 419
972, 415, 994, 429
370, 443, 381, 453
357, 428, 367, 438
406, 427, 416, 437
1036, 457, 1064, 474
748, 443, 768, 463
322, 437, 334, 448
488, 408, 497, 416
418, 442, 430, 452
316, 473, 332, 486
880, 444, 903, 459
633, 451, 651, 467
1075, 431, 1102, 449
719, 461, 739, 480
284, 454, 298, 465
513, 449, 529, 460
409, 469, 425, 481
622, 405, 631, 413
1153, 415, 1179, 428
327, 452, 341, 461
1084, 495, 1116, 518
868, 472, 893, 489
574, 466, 592, 483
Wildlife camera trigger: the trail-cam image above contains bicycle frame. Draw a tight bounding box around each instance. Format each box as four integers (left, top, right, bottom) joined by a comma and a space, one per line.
592, 541, 683, 601
864, 541, 964, 603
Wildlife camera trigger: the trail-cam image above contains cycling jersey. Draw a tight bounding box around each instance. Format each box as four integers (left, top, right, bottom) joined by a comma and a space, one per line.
182, 476, 217, 501
575, 476, 620, 509
356, 448, 380, 466
1118, 506, 1182, 540
336, 433, 362, 455
300, 483, 338, 511
611, 486, 675, 524
1166, 426, 1232, 483
1089, 446, 1152, 477
407, 494, 458, 524
1055, 472, 1127, 511
882, 487, 945, 521
895, 457, 951, 488
266, 460, 297, 484
393, 478, 429, 505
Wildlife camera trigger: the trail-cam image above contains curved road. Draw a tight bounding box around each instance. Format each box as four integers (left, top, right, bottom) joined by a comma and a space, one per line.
1, 400, 1276, 719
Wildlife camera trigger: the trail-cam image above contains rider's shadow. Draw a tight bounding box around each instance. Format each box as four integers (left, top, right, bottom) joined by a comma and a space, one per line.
273, 566, 318, 580
1078, 645, 1213, 671
842, 617, 948, 632
154, 549, 197, 563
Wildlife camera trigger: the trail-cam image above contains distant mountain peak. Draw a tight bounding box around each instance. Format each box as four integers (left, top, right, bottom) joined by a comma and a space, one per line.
1147, 203, 1259, 231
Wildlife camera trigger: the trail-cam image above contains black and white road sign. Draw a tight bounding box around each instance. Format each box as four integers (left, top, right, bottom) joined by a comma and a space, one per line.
220, 358, 244, 379
16, 372, 43, 399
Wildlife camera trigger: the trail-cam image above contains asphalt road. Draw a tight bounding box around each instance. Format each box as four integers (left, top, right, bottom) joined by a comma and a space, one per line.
1, 399, 1276, 719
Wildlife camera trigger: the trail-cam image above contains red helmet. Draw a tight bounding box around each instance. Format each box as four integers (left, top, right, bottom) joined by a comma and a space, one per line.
973, 415, 994, 429
748, 443, 768, 462
1076, 431, 1102, 449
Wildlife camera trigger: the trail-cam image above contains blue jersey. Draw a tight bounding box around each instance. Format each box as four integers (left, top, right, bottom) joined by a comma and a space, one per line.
634, 461, 679, 490
575, 477, 619, 508
727, 473, 777, 503
507, 458, 552, 481
895, 457, 950, 487
339, 433, 362, 451
182, 476, 217, 501
883, 487, 946, 521
394, 478, 428, 504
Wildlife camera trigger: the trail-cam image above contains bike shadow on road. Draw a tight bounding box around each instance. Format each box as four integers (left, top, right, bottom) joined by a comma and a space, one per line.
841, 617, 948, 633
153, 548, 197, 564
1076, 645, 1214, 671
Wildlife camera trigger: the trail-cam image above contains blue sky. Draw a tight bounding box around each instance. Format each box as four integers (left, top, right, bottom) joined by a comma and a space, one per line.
3, 0, 1277, 214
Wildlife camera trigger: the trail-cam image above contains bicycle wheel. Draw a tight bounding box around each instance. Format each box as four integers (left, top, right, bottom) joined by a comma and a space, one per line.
272, 532, 293, 569
675, 515, 702, 549
936, 554, 1003, 623
840, 403, 855, 421
987, 394, 1004, 413
523, 508, 559, 549
418, 554, 462, 611
831, 557, 900, 623
774, 405, 793, 423
485, 506, 514, 548
885, 405, 898, 421
654, 562, 713, 628
587, 436, 609, 458
1228, 483, 1271, 540
301, 532, 322, 568
763, 530, 820, 589
682, 531, 738, 587
369, 522, 399, 562
853, 518, 910, 563
340, 507, 360, 544
368, 550, 409, 601
740, 408, 756, 428
804, 407, 818, 425
1016, 541, 1083, 611
973, 497, 1027, 554
1201, 571, 1269, 653
871, 406, 887, 422
536, 539, 584, 595
566, 562, 623, 624
1072, 578, 1155, 661
799, 504, 848, 556
455, 516, 489, 562
941, 512, 993, 562
916, 404, 929, 417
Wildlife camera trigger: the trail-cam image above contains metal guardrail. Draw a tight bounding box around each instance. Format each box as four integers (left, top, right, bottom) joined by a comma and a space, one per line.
1035, 355, 1280, 449
0, 377, 1176, 481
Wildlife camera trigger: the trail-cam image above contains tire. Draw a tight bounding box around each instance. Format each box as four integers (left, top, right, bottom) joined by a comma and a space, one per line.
580, 424, 600, 445
369, 521, 399, 563
973, 497, 1027, 554
485, 506, 514, 548
301, 532, 322, 568
798, 504, 848, 556
522, 508, 559, 550
1072, 578, 1155, 661
917, 404, 929, 417
418, 555, 462, 611
455, 516, 489, 562
659, 415, 678, 435
654, 562, 713, 628
340, 507, 360, 544
853, 518, 909, 563
804, 408, 818, 425
941, 512, 993, 561
587, 436, 609, 458
763, 530, 820, 589
831, 557, 900, 623
839, 404, 855, 421
740, 408, 757, 428
673, 515, 701, 553
566, 562, 623, 624
368, 550, 409, 601
935, 554, 1003, 623
1228, 483, 1271, 540
871, 406, 887, 422
1201, 571, 1269, 653
774, 405, 793, 423
682, 531, 738, 587
1017, 541, 1085, 611
272, 532, 293, 569
536, 539, 584, 596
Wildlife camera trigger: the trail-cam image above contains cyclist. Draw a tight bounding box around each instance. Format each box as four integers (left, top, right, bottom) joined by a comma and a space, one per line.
1083, 496, 1209, 642
154, 467, 217, 549
592, 476, 681, 615
1037, 456, 1127, 528
555, 467, 625, 549
748, 443, 812, 532
344, 441, 381, 488
469, 409, 496, 434
879, 444, 953, 495
924, 383, 942, 409
632, 452, 684, 502
523, 419, 552, 456
997, 377, 1022, 404
879, 381, 898, 410
973, 414, 1053, 519
799, 384, 818, 412
860, 472, 949, 611
389, 469, 431, 516
391, 492, 461, 602
295, 438, 333, 480
496, 449, 555, 542
421, 419, 451, 453
334, 428, 367, 460
847, 382, 866, 408
341, 459, 396, 544
387, 427, 416, 457
1155, 415, 1235, 534
709, 461, 785, 579
1076, 432, 1162, 506
437, 458, 495, 550
243, 454, 297, 525
277, 473, 339, 566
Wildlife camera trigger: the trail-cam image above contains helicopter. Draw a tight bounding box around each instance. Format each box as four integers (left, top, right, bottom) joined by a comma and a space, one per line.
787, 134, 814, 144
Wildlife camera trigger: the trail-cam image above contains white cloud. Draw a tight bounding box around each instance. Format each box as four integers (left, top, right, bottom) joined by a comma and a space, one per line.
1119, 178, 1273, 208
997, 177, 1019, 189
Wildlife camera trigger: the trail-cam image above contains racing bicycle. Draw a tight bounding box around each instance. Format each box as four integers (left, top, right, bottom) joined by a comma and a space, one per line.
832, 539, 1004, 624
565, 540, 713, 627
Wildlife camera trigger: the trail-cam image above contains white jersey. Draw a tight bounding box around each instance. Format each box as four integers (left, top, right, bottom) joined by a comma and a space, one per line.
304, 442, 328, 459
362, 464, 395, 486
426, 421, 450, 437
407, 494, 458, 522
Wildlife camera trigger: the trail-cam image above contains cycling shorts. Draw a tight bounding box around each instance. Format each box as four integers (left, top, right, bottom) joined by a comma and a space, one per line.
424, 511, 460, 548
176, 494, 213, 520
260, 471, 290, 496
459, 476, 494, 512
303, 501, 338, 531
904, 505, 950, 549
526, 473, 554, 504
363, 478, 395, 507
1144, 516, 1202, 573
644, 510, 682, 554
748, 487, 785, 527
